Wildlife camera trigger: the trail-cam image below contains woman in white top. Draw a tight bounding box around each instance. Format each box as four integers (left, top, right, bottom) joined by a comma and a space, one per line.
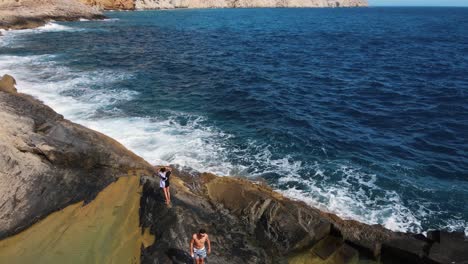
158, 166, 172, 204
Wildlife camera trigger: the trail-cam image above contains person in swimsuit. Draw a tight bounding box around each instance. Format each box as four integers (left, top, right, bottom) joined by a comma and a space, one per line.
190, 229, 211, 264
157, 166, 172, 204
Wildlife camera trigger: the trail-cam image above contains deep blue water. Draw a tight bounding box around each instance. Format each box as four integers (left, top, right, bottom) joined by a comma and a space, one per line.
1, 7, 467, 234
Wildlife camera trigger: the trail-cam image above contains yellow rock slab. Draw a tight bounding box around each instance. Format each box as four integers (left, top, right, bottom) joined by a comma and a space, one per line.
0, 175, 154, 264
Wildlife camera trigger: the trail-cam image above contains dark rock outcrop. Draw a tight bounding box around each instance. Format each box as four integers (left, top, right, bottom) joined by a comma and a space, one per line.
140, 169, 468, 264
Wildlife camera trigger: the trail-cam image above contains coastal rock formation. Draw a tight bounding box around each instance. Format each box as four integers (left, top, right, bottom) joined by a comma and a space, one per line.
79, 0, 367, 10
0, 0, 104, 30
78, 0, 135, 10
0, 76, 465, 264
135, 0, 368, 9
140, 170, 468, 264
0, 81, 152, 239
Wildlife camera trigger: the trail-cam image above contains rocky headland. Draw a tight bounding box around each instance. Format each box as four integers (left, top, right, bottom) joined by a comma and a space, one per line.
0, 0, 104, 30
0, 74, 466, 263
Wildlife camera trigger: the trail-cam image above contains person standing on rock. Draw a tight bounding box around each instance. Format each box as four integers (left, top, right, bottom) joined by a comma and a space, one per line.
190, 229, 211, 264
157, 166, 171, 205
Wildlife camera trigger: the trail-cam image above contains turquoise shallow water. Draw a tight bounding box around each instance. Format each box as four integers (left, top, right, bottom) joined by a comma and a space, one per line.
1, 7, 467, 234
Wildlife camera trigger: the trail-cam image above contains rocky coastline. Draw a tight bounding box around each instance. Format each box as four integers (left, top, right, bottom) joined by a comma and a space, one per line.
78, 0, 368, 11
0, 74, 467, 263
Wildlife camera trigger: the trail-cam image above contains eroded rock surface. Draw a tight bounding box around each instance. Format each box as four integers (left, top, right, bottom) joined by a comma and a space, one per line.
134, 0, 368, 9
78, 0, 135, 10
140, 170, 468, 264
78, 0, 367, 10
0, 84, 153, 239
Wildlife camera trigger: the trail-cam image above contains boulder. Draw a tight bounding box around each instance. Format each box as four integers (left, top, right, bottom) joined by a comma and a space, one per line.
0, 74, 17, 93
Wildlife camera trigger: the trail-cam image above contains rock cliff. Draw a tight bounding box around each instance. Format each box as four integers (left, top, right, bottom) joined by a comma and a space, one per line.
0, 0, 104, 30
78, 0, 367, 10
135, 0, 368, 9
0, 74, 152, 239
79, 0, 135, 10
0, 75, 466, 264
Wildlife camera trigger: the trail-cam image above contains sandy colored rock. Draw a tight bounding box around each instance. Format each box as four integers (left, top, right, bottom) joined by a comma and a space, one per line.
78, 0, 134, 10
0, 0, 104, 30
0, 174, 154, 264
0, 74, 17, 93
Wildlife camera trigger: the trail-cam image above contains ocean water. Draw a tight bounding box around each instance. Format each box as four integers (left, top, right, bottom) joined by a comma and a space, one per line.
1, 7, 467, 235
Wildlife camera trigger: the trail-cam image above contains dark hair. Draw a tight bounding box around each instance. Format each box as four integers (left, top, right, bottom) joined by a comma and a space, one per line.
160, 167, 166, 172
199, 229, 206, 234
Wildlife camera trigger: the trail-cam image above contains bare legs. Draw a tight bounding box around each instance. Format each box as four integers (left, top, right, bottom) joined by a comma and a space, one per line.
195, 258, 203, 264
167, 186, 171, 203
163, 187, 170, 204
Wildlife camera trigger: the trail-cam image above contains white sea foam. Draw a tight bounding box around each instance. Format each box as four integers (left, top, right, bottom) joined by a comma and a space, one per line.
36, 22, 77, 32
0, 53, 239, 177
0, 22, 83, 48
103, 18, 120, 22
279, 164, 424, 233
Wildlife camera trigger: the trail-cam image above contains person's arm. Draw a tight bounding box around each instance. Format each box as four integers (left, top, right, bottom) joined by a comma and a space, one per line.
158, 171, 167, 180
190, 236, 194, 257
207, 235, 211, 254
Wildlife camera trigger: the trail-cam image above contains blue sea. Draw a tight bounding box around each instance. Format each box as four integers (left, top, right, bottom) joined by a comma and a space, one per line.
1, 7, 467, 234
